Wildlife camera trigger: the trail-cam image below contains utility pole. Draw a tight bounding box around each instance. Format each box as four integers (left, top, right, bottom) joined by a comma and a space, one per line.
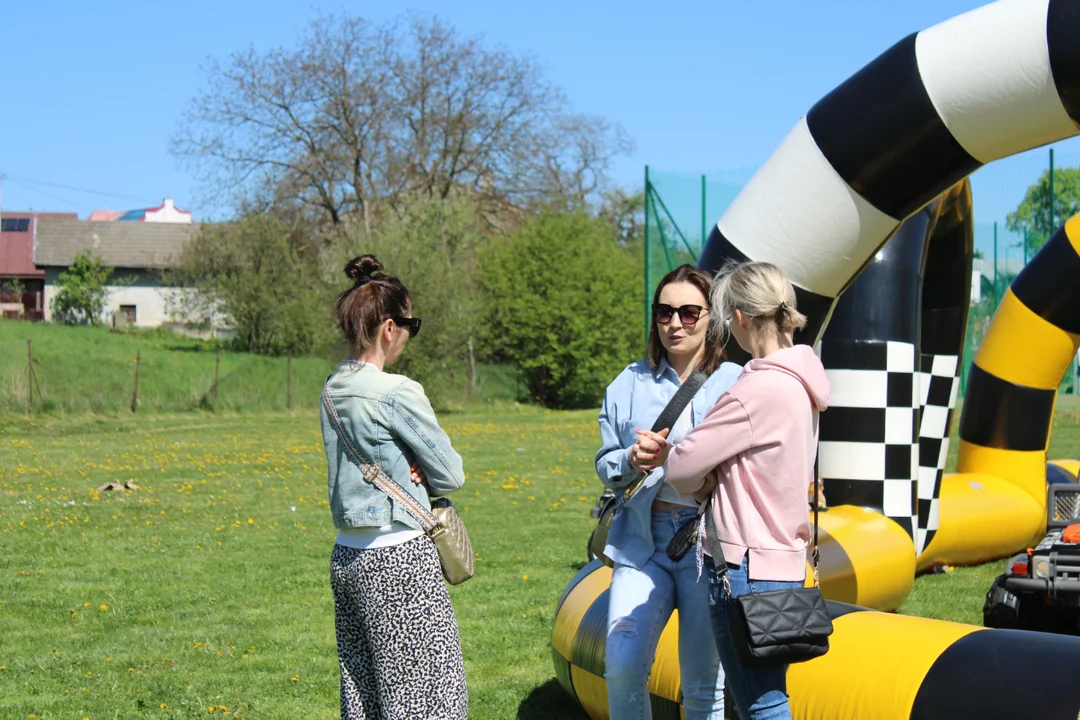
644, 165, 651, 345
993, 222, 999, 308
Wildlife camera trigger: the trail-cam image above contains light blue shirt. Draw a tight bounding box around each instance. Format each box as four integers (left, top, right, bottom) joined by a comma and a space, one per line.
594, 357, 742, 569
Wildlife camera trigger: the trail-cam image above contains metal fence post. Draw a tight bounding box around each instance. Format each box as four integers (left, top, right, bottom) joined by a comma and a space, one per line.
701, 174, 707, 254
1049, 147, 1056, 234
131, 349, 141, 413
213, 348, 221, 411
993, 222, 999, 308
27, 339, 32, 412
286, 352, 293, 410
644, 165, 651, 344
1073, 351, 1079, 397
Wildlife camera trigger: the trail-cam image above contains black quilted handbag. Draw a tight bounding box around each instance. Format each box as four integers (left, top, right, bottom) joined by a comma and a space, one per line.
717, 464, 833, 668
729, 584, 832, 668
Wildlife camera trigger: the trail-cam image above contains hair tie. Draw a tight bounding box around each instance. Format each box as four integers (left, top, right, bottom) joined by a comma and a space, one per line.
354, 275, 372, 288
778, 301, 789, 312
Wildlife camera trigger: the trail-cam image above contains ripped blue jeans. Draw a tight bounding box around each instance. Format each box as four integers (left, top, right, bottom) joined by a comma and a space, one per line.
706, 556, 801, 720
605, 508, 725, 720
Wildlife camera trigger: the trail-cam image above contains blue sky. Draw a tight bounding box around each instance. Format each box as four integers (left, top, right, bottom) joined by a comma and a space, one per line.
2, 0, 1079, 238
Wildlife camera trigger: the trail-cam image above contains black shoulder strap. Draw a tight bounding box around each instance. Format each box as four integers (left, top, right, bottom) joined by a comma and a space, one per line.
650, 368, 707, 434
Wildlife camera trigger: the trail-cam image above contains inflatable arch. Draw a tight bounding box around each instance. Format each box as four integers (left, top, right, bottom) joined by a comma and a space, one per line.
554, 1, 1080, 717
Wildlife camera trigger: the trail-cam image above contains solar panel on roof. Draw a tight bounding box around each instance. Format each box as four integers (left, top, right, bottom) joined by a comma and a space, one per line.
1, 218, 30, 232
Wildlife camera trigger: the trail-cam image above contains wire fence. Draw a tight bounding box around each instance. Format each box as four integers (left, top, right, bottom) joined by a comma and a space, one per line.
645, 145, 1080, 396
0, 334, 337, 415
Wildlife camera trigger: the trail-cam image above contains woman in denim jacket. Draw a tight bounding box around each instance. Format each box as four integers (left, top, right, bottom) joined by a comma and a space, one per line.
321, 255, 467, 720
595, 264, 741, 720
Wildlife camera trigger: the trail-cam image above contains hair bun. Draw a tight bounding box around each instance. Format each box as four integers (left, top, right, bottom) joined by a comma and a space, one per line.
344, 255, 383, 282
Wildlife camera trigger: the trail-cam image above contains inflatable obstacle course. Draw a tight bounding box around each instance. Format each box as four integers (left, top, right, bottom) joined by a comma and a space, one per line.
555, 1, 1080, 717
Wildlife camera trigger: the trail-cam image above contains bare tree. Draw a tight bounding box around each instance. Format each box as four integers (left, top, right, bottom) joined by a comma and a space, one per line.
538, 114, 636, 210
173, 12, 630, 227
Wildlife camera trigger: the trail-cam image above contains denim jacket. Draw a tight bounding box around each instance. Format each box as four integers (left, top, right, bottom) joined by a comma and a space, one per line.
595, 358, 742, 568
321, 361, 465, 530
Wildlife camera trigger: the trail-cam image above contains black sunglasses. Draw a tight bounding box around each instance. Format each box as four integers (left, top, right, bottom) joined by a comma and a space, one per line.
393, 316, 422, 338
652, 303, 707, 326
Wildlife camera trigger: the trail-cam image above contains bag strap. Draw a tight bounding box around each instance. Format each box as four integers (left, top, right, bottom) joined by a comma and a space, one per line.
621, 368, 708, 500
811, 412, 821, 587
651, 368, 707, 434
812, 457, 821, 587
321, 386, 440, 533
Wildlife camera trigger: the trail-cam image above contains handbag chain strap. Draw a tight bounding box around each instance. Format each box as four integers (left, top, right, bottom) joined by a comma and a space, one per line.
812, 462, 821, 587
812, 413, 821, 588
321, 386, 442, 535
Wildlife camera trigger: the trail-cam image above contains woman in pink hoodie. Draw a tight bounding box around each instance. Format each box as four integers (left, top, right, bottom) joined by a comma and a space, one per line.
652, 260, 830, 720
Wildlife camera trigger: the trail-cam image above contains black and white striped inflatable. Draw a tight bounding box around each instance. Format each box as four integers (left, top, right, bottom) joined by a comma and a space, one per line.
817, 186, 972, 556
699, 0, 1080, 558
701, 0, 1080, 339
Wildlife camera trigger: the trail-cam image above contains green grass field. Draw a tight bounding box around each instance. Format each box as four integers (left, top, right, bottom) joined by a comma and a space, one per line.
3, 403, 1079, 719
0, 407, 601, 719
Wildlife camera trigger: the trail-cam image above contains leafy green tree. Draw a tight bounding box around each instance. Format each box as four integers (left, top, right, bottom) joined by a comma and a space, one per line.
599, 188, 645, 248
51, 251, 114, 325
342, 197, 485, 407
480, 210, 644, 409
170, 213, 337, 355
1006, 167, 1080, 257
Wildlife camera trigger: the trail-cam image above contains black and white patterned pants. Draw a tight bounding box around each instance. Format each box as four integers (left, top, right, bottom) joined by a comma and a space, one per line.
330, 536, 468, 720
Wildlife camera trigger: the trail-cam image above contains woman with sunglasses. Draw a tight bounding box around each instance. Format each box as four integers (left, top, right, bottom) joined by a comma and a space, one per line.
658, 261, 830, 720
320, 255, 467, 720
595, 264, 742, 720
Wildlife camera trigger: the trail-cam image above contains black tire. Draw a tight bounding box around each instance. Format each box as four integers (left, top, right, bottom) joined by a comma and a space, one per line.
984, 574, 1023, 629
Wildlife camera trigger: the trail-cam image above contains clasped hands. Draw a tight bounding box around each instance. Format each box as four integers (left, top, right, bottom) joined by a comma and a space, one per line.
628, 428, 716, 504
410, 464, 428, 487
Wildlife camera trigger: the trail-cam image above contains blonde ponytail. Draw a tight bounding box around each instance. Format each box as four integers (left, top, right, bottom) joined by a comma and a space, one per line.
710, 261, 806, 345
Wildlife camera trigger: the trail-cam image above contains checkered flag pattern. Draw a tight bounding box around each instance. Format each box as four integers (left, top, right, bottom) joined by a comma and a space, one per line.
819, 340, 919, 539
915, 354, 960, 556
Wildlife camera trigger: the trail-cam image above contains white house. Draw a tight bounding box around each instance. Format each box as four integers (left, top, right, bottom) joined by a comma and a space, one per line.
34, 217, 195, 327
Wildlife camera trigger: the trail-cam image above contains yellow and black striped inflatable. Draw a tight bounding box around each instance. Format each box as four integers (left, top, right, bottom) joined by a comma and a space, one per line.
555, 561, 1080, 720
553, 560, 686, 719
917, 214, 1080, 571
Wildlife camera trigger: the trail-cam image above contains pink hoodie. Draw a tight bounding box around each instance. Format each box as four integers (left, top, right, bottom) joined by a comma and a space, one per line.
664, 345, 830, 581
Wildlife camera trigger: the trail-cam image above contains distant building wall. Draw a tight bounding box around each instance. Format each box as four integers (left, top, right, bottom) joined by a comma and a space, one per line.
42, 268, 182, 327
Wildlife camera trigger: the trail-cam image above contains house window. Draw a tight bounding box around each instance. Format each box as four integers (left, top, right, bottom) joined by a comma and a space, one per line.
119, 305, 137, 325
0, 218, 30, 232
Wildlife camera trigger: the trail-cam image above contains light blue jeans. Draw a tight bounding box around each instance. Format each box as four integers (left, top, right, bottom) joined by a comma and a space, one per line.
706, 556, 802, 720
606, 508, 725, 720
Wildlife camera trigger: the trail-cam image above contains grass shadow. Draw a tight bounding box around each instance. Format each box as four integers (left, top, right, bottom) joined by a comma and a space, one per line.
517, 678, 589, 720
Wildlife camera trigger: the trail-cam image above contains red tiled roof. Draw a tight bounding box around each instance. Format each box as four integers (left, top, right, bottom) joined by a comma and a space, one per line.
88, 210, 124, 222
